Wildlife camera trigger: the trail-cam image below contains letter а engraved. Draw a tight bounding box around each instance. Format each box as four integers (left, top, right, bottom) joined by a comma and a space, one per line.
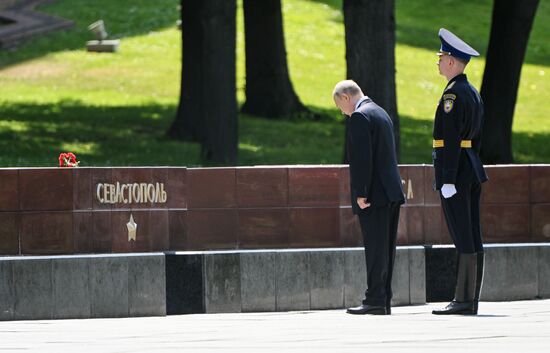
407, 179, 414, 200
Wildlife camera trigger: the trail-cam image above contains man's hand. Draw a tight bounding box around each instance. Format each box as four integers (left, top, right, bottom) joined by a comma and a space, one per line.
441, 184, 457, 198
357, 197, 371, 209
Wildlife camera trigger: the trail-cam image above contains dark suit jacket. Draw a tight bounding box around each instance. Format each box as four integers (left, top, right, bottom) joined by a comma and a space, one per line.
346, 98, 405, 214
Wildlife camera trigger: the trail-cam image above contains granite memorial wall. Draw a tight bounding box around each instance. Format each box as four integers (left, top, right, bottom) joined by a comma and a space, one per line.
0, 165, 548, 255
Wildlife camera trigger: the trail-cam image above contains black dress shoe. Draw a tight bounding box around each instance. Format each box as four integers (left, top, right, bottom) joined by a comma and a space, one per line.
346, 304, 387, 315
386, 305, 391, 315
432, 301, 477, 315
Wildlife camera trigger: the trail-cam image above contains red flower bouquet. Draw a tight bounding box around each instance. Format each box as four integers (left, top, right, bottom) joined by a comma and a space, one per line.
58, 152, 80, 167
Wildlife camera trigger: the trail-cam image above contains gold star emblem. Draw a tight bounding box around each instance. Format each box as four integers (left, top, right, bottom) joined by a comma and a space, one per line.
126, 214, 137, 241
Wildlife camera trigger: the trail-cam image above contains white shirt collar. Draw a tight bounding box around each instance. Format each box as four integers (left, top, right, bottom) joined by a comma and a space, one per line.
354, 96, 369, 110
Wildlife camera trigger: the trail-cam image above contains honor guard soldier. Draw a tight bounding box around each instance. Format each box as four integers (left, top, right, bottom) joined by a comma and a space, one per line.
431, 28, 489, 315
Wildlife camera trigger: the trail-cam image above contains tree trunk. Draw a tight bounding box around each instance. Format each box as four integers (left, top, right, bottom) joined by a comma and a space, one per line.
168, 1, 204, 142
169, 0, 238, 165
241, 0, 307, 118
480, 0, 539, 164
343, 0, 400, 160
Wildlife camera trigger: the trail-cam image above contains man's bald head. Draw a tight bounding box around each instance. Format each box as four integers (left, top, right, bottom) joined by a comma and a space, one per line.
333, 80, 364, 116
332, 80, 364, 99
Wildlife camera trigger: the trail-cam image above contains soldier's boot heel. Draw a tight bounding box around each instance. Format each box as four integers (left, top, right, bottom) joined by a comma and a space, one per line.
432, 253, 478, 315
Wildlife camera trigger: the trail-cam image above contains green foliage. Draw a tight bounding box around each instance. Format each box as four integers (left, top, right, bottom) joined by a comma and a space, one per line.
0, 0, 548, 166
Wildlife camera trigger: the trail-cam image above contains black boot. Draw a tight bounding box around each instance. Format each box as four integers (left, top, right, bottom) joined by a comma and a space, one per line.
432, 253, 478, 315
472, 252, 484, 314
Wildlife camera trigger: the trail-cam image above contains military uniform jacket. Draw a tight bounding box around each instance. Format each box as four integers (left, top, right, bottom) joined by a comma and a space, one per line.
346, 99, 405, 214
432, 74, 488, 190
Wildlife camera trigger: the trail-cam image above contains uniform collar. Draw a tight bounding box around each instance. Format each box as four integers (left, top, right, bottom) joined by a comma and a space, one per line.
354, 96, 371, 110
448, 73, 467, 85
444, 74, 467, 92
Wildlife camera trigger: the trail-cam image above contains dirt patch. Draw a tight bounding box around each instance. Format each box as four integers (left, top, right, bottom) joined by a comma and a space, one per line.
0, 61, 69, 78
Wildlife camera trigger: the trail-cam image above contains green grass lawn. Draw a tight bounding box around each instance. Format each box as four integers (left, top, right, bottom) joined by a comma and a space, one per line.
0, 0, 548, 166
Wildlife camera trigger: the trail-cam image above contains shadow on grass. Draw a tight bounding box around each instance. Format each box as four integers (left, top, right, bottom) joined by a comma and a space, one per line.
310, 0, 342, 11
399, 114, 550, 164
311, 0, 343, 11
238, 108, 345, 165
0, 100, 202, 167
237, 107, 436, 165
513, 130, 550, 164
0, 0, 180, 68
238, 105, 550, 165
0, 101, 547, 167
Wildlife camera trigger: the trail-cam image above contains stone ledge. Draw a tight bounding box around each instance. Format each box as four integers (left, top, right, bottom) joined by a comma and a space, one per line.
166, 247, 426, 314
0, 253, 165, 321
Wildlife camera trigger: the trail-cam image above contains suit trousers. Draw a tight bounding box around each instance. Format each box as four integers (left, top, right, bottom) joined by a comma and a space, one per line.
357, 202, 401, 307
440, 181, 484, 254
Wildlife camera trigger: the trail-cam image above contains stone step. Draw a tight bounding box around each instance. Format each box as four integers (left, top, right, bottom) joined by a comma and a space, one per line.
1, 244, 549, 321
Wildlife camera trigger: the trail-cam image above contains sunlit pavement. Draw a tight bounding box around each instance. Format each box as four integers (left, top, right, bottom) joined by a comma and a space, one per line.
1, 300, 549, 352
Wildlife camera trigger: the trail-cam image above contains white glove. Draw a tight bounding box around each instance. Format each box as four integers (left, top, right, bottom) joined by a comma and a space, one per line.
441, 184, 457, 199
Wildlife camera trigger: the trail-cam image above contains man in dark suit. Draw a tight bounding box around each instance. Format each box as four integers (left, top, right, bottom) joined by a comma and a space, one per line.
333, 80, 405, 315
431, 29, 488, 315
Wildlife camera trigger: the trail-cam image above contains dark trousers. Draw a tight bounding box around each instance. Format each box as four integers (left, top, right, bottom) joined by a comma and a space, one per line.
440, 181, 484, 254
357, 202, 401, 307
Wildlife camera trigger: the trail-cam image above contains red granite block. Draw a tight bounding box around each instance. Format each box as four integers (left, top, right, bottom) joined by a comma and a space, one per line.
0, 169, 19, 211
424, 205, 442, 245
424, 165, 439, 205
236, 167, 288, 207
19, 169, 73, 211
482, 166, 529, 204
20, 212, 73, 254
186, 209, 238, 250
289, 167, 340, 207
397, 207, 409, 246
339, 167, 351, 207
149, 210, 169, 251
481, 205, 530, 243
92, 168, 112, 210
339, 208, 362, 247
169, 210, 187, 250
111, 168, 153, 210
531, 165, 550, 203
73, 168, 92, 210
92, 211, 112, 252
187, 168, 236, 209
531, 204, 550, 242
165, 168, 187, 209
112, 211, 149, 253
407, 205, 425, 245
289, 208, 340, 247
405, 165, 425, 205
111, 210, 169, 253
0, 212, 19, 255
73, 211, 93, 253
238, 209, 289, 248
